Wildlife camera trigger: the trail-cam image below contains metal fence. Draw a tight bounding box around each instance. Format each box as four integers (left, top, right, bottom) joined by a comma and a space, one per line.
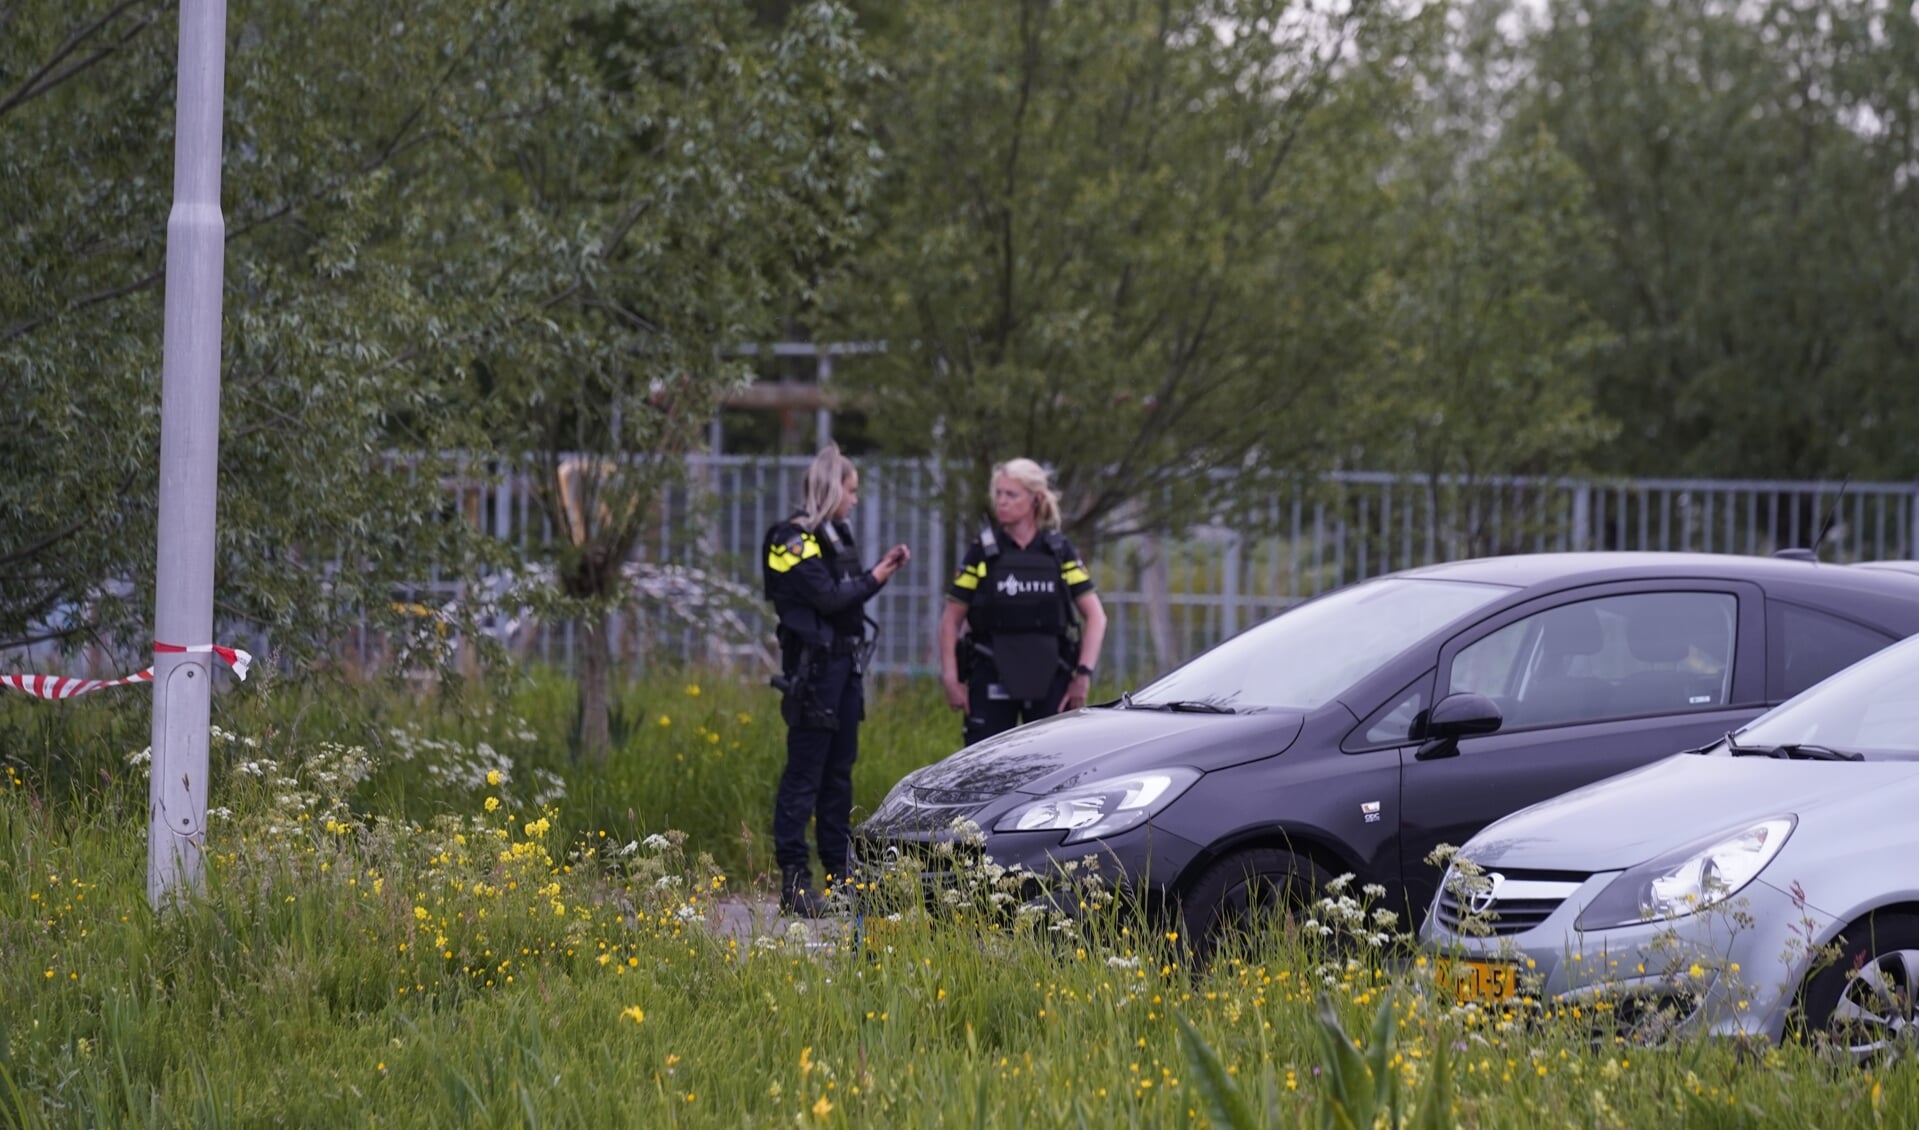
468, 457, 1919, 681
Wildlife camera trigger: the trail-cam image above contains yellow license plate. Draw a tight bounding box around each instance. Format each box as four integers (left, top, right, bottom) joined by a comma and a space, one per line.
1436, 958, 1523, 1003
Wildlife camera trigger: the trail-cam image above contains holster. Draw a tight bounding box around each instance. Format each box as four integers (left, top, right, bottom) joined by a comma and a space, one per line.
956, 634, 979, 682
772, 642, 838, 732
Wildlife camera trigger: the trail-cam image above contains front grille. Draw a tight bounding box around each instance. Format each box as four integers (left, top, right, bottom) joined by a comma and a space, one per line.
1434, 868, 1587, 937
858, 795, 988, 839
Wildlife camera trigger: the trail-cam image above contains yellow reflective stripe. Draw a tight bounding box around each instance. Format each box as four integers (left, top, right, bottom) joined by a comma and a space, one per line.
767, 533, 822, 573
1061, 560, 1090, 586
951, 561, 987, 591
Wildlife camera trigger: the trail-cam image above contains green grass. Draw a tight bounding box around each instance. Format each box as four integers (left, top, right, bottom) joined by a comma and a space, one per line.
1, 671, 1912, 1127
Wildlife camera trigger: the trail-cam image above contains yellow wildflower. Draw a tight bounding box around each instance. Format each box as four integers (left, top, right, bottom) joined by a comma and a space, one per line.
622, 1006, 645, 1025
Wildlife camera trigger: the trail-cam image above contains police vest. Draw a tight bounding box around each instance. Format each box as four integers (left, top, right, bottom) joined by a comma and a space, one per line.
763, 516, 866, 645
968, 536, 1072, 640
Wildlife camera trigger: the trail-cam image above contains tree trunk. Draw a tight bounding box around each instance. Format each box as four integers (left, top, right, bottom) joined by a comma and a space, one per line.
577, 611, 613, 765
1136, 533, 1177, 673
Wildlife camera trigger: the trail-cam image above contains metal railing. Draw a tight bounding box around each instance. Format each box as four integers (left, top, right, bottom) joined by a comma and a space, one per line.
454, 457, 1919, 681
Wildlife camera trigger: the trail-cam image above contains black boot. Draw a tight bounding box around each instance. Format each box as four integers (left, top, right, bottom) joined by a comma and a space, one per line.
780, 867, 828, 919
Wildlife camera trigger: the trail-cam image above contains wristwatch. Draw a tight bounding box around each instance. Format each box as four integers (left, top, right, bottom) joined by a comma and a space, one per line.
1072, 664, 1095, 678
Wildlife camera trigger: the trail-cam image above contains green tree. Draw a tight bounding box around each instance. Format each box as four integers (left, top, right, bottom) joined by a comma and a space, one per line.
1516, 0, 1919, 479
2, 0, 880, 769
1, 0, 541, 663
442, 0, 881, 760
1348, 1, 1616, 555
831, 0, 1407, 542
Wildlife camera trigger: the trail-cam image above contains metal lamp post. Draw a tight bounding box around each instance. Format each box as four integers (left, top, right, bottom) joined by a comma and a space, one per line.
149, 0, 229, 907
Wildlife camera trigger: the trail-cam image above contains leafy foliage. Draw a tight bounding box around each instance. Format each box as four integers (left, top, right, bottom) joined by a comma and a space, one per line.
1, 0, 535, 659
432, 0, 882, 757
2, 2, 879, 748
1517, 0, 1919, 478
833, 0, 1409, 541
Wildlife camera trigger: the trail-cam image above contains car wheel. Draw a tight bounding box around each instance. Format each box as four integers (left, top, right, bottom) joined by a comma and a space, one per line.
1179, 848, 1331, 965
1797, 912, 1919, 1059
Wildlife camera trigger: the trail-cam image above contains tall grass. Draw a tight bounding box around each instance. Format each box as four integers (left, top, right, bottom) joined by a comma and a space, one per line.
2, 671, 1912, 1127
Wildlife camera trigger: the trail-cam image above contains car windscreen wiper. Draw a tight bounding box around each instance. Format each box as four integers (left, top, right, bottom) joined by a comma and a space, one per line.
1772, 743, 1863, 762
1130, 699, 1236, 714
1727, 735, 1863, 762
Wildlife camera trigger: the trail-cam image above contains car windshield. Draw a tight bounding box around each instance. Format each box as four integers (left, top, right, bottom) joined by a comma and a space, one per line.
1127, 577, 1511, 712
1729, 633, 1919, 761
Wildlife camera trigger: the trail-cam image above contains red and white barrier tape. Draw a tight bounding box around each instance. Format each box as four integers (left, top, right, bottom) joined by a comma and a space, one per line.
1, 643, 253, 700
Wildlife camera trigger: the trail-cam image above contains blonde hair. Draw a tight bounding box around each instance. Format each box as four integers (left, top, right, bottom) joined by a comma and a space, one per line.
992, 457, 1062, 531
798, 444, 857, 530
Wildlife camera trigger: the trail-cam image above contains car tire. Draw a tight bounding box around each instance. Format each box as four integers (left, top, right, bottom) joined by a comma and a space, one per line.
1796, 912, 1919, 1059
1179, 848, 1331, 966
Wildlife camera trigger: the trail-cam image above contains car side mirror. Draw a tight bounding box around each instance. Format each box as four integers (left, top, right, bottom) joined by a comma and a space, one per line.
1415, 692, 1503, 761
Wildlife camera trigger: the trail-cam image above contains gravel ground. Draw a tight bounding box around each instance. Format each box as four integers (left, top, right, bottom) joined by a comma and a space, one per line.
704, 895, 857, 952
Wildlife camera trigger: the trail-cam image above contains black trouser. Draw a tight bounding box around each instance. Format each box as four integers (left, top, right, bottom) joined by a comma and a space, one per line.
963, 660, 1072, 746
774, 654, 863, 883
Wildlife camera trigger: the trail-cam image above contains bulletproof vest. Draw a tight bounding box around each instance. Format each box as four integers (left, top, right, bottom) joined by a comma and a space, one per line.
969, 538, 1069, 638
814, 520, 868, 638
764, 516, 867, 647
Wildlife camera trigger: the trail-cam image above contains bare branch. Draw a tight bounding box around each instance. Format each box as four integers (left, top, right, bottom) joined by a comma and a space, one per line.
0, 470, 138, 569
0, 622, 92, 653
1, 56, 460, 349
0, 0, 162, 120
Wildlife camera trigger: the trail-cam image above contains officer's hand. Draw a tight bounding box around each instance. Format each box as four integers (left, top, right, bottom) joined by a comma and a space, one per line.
1059, 675, 1091, 713
942, 674, 968, 711
873, 544, 911, 582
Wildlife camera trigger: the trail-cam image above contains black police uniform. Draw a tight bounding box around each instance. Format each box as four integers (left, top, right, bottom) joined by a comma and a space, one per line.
762, 514, 885, 905
947, 526, 1095, 745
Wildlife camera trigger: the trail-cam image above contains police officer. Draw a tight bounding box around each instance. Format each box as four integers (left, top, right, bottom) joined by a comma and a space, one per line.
939, 458, 1107, 745
763, 445, 909, 917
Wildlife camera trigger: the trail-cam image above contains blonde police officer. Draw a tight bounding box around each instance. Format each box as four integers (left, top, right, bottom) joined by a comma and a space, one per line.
939, 458, 1107, 745
762, 446, 909, 917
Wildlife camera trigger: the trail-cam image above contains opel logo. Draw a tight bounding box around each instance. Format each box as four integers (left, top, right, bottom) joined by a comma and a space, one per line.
1466, 871, 1505, 915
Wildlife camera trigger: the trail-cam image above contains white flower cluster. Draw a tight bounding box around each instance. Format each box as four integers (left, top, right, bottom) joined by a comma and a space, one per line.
1304, 872, 1403, 950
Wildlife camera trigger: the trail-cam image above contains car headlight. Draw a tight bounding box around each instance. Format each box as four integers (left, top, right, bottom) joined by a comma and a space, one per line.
1576, 817, 1795, 930
992, 768, 1201, 844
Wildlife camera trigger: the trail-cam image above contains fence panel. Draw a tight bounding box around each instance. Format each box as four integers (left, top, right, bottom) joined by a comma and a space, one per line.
354, 461, 1919, 683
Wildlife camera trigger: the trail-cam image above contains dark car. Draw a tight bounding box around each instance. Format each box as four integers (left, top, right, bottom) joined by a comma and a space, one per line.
857, 552, 1919, 955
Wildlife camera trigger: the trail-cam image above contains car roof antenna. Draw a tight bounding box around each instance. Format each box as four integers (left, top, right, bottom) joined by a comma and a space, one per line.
1774, 477, 1848, 562
1808, 477, 1850, 561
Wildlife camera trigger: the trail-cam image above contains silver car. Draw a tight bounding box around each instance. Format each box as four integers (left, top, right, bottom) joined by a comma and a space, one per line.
1422, 631, 1919, 1053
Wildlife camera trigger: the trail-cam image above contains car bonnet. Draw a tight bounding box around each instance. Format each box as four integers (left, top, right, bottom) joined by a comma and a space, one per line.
1458, 753, 1919, 872
899, 706, 1305, 802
